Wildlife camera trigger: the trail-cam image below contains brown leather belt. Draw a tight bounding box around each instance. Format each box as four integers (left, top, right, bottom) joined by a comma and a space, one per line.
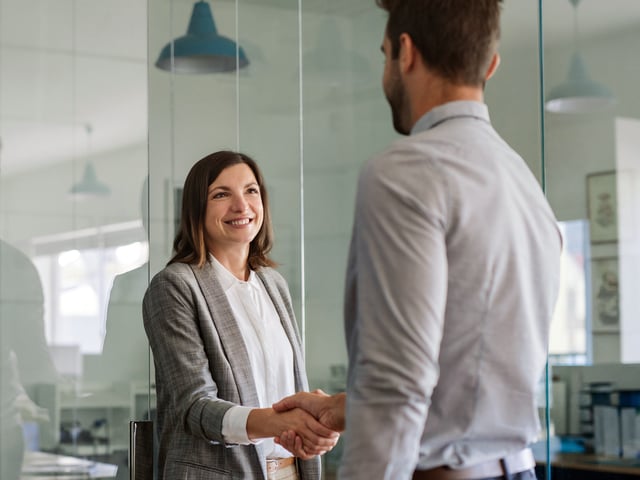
413, 448, 535, 480
266, 457, 296, 475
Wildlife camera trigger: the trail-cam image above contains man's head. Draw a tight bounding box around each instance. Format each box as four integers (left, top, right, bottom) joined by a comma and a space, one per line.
378, 0, 502, 134
377, 0, 503, 86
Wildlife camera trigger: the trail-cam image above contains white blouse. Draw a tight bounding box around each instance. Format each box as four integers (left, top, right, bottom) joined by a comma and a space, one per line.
211, 255, 295, 458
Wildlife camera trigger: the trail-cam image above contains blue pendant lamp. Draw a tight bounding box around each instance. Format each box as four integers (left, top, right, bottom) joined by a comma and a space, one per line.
156, 1, 249, 74
69, 124, 110, 199
69, 162, 111, 198
545, 0, 614, 114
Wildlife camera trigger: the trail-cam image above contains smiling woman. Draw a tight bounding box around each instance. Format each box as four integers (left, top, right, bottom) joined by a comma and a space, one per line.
141, 150, 339, 480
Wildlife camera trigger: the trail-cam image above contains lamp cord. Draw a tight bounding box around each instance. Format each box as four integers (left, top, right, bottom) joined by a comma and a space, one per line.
572, 0, 580, 51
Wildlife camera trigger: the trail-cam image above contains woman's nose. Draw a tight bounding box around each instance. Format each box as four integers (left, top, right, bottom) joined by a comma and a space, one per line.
231, 195, 249, 212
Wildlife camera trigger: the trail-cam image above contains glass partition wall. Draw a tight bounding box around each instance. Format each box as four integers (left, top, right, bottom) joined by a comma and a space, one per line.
541, 0, 640, 478
1, 0, 149, 477
2, 0, 639, 479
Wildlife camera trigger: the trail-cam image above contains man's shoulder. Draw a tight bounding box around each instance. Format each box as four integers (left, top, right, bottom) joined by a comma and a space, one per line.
362, 133, 451, 181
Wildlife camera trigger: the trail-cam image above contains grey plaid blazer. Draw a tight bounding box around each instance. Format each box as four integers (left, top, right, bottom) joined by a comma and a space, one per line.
142, 259, 321, 479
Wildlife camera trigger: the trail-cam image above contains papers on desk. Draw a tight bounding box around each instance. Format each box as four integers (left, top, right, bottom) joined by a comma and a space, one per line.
22, 450, 118, 479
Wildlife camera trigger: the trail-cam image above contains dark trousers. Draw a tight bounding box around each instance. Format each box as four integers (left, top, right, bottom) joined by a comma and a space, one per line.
484, 468, 537, 480
413, 467, 537, 480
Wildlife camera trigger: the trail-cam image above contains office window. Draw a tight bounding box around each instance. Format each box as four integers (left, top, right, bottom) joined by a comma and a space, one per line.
549, 220, 591, 366
31, 222, 147, 354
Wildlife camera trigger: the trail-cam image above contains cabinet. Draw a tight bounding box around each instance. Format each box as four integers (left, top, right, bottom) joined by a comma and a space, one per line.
33, 381, 155, 456
536, 453, 640, 479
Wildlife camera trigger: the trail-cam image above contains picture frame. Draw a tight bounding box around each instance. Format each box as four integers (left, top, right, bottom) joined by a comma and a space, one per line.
586, 171, 617, 244
590, 256, 619, 332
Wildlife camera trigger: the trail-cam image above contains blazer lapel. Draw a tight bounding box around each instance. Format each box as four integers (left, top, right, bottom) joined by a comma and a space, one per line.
189, 262, 261, 407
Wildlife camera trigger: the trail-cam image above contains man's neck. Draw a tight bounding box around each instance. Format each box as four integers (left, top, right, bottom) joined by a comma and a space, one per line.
409, 79, 484, 130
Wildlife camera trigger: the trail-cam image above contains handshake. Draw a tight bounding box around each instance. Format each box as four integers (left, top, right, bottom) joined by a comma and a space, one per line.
270, 390, 346, 460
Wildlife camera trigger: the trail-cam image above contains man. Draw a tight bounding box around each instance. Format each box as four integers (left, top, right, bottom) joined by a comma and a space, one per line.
275, 1, 561, 479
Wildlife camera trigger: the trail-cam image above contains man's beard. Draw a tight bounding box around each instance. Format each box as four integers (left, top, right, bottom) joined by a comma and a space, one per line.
385, 67, 410, 135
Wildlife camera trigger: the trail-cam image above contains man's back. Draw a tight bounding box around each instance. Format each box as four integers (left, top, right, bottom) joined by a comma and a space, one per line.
343, 101, 561, 476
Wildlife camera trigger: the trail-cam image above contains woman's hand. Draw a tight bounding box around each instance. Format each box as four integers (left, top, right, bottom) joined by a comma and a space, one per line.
246, 407, 340, 460
273, 390, 346, 432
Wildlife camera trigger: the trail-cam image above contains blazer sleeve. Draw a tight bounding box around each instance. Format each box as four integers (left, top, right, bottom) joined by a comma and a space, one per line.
142, 265, 236, 445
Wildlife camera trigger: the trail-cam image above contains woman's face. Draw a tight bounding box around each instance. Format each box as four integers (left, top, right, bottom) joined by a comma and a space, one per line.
204, 163, 264, 256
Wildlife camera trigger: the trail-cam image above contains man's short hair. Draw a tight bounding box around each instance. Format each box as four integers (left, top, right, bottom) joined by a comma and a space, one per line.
377, 0, 503, 86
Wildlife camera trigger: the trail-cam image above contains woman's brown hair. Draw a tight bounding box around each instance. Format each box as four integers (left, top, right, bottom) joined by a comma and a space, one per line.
168, 150, 276, 270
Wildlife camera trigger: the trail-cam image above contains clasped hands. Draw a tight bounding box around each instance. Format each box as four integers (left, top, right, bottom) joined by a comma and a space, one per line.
271, 389, 346, 460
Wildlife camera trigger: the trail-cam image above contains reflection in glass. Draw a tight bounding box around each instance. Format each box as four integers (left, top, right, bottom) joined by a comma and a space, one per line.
1, 0, 147, 476
1, 239, 59, 479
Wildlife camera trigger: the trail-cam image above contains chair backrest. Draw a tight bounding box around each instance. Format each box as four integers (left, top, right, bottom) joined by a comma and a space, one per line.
129, 420, 154, 480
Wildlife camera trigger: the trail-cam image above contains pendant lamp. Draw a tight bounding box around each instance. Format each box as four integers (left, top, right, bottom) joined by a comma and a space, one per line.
156, 1, 249, 74
69, 125, 110, 199
545, 0, 614, 114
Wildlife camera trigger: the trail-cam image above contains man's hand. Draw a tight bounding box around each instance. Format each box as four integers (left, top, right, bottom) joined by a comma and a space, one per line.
273, 390, 346, 432
272, 390, 346, 456
246, 406, 339, 460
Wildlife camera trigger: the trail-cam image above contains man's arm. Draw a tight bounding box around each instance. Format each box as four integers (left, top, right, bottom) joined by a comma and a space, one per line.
340, 152, 448, 479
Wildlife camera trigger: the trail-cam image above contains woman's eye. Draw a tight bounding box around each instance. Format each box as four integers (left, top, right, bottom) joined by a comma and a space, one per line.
212, 192, 227, 199
247, 187, 260, 194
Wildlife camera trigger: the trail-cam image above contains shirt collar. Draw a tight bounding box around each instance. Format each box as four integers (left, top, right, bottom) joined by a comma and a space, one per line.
208, 253, 257, 292
411, 100, 490, 135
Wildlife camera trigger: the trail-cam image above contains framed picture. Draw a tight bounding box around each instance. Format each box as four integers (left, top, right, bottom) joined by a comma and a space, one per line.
590, 256, 619, 332
586, 171, 617, 244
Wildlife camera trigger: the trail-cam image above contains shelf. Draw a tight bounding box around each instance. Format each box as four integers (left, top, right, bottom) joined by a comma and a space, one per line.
59, 385, 131, 409
540, 453, 640, 477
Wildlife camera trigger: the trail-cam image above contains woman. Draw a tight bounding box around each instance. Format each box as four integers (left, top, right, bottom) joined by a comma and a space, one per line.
143, 151, 338, 480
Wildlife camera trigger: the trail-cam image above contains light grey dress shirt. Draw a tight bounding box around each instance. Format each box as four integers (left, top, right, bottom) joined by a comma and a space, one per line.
340, 101, 562, 480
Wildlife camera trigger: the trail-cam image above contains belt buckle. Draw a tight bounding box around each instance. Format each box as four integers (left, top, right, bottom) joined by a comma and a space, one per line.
266, 459, 279, 475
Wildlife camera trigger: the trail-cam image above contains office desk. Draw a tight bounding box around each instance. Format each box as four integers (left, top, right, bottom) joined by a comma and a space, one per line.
21, 450, 118, 479
537, 453, 640, 479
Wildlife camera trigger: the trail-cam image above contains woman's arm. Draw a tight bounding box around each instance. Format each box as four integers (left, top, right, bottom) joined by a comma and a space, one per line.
143, 267, 235, 444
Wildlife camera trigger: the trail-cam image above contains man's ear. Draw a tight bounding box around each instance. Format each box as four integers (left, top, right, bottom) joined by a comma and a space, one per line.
398, 33, 417, 73
485, 52, 501, 81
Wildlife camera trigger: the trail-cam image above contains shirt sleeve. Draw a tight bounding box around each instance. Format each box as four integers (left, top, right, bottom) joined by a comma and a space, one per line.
221, 406, 259, 444
341, 148, 449, 480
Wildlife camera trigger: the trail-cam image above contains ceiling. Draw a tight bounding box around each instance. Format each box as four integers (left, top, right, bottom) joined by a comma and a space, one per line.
0, 0, 638, 176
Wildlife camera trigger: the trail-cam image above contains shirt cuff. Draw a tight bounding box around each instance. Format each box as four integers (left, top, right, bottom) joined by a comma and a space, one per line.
221, 406, 258, 445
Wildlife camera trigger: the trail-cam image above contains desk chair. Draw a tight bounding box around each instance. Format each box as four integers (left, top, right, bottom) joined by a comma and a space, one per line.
130, 420, 153, 480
